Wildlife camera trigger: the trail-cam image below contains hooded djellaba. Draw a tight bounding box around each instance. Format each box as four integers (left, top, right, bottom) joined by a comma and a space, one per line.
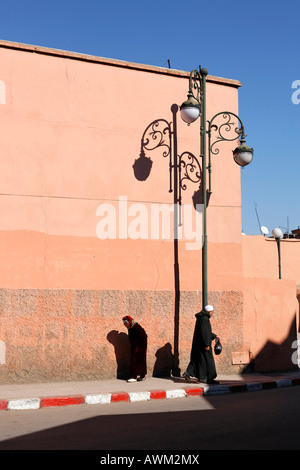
122, 316, 148, 383
183, 305, 220, 385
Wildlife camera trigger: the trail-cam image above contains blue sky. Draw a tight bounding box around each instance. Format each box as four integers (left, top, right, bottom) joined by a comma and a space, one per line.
1, 0, 299, 235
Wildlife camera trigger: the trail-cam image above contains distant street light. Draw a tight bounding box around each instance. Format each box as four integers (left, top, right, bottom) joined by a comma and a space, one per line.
272, 227, 283, 279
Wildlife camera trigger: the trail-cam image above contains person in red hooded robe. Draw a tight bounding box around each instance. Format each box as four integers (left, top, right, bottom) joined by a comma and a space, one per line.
122, 316, 147, 382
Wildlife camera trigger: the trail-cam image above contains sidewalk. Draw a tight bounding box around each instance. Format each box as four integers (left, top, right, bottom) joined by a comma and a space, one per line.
1, 370, 300, 411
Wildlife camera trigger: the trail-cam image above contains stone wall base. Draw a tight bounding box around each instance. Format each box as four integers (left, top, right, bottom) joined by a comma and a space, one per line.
0, 288, 244, 384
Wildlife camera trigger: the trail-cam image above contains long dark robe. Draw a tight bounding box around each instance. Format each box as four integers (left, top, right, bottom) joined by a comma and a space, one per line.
128, 323, 147, 379
186, 311, 217, 382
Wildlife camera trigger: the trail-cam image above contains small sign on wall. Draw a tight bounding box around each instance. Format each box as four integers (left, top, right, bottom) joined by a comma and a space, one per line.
0, 340, 6, 365
231, 351, 250, 365
0, 80, 6, 104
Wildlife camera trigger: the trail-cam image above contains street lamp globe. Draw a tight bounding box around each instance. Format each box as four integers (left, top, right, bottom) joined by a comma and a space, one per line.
180, 94, 200, 124
272, 228, 283, 239
233, 139, 254, 167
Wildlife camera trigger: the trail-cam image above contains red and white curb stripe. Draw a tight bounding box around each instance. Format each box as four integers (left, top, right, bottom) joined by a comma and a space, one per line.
1, 377, 300, 411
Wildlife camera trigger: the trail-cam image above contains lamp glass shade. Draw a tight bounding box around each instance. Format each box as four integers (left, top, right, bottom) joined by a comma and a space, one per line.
180, 106, 200, 124
233, 150, 253, 167
233, 141, 254, 167
272, 228, 283, 239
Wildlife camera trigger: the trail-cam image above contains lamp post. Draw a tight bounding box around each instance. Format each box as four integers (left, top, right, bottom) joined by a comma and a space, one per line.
272, 227, 283, 279
180, 67, 254, 309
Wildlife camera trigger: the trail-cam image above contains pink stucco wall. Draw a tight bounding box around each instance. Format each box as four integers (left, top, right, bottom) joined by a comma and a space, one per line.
242, 277, 298, 372
243, 235, 300, 283
0, 40, 297, 383
241, 235, 300, 372
0, 41, 242, 293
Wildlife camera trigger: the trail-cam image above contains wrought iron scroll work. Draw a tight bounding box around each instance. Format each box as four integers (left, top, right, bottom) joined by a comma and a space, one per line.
179, 151, 201, 190
207, 111, 246, 194
142, 119, 171, 157
178, 151, 202, 225
140, 119, 173, 192
208, 111, 245, 156
179, 68, 203, 195
188, 69, 202, 103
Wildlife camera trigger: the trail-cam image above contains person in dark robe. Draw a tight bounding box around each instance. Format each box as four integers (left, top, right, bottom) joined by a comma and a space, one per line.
183, 305, 220, 385
122, 315, 147, 382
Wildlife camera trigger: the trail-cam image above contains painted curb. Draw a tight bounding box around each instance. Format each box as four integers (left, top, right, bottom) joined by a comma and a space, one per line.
1, 377, 300, 411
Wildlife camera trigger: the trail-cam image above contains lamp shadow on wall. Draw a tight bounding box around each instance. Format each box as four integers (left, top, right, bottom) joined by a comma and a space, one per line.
132, 149, 153, 182
131, 104, 204, 378
191, 177, 211, 209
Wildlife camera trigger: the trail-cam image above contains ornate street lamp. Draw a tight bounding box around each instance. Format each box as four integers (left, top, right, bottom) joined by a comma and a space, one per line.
180, 66, 254, 309
272, 227, 283, 279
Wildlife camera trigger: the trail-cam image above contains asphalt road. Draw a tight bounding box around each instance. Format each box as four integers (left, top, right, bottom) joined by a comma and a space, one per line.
0, 385, 299, 452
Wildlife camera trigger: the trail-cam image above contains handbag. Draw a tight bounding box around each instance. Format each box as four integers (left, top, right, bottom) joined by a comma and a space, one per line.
214, 338, 222, 355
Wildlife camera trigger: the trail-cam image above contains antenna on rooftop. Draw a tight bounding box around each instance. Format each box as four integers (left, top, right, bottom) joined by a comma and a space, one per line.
279, 217, 290, 238
254, 202, 262, 235
254, 202, 269, 236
